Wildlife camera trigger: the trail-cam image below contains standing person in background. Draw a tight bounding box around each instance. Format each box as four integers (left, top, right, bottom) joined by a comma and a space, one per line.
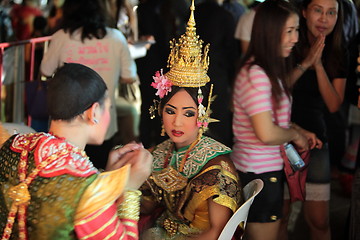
10, 0, 43, 81
195, 0, 238, 147
231, 0, 321, 239
281, 0, 347, 239
105, 0, 143, 145
0, 63, 153, 239
46, 0, 64, 35
113, 0, 138, 43
223, 0, 248, 24
10, 0, 43, 41
234, 0, 262, 56
136, 0, 177, 148
40, 0, 137, 170
0, 0, 14, 43
324, 0, 358, 184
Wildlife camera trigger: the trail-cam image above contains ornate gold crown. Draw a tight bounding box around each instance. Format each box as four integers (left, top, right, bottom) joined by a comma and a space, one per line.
165, 0, 210, 87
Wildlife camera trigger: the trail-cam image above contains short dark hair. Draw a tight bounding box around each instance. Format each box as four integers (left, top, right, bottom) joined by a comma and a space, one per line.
47, 63, 107, 120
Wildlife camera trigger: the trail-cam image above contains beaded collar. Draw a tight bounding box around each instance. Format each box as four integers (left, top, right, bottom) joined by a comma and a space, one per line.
152, 136, 231, 179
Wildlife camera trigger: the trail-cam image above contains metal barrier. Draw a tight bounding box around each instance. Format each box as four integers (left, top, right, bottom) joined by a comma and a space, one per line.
0, 36, 51, 121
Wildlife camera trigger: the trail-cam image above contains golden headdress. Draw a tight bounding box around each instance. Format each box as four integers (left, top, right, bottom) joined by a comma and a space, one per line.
150, 0, 218, 137
165, 0, 210, 87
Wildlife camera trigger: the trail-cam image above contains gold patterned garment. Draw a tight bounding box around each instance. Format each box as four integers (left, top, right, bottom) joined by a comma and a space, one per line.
0, 133, 141, 240
0, 133, 99, 239
0, 123, 10, 147
140, 136, 243, 239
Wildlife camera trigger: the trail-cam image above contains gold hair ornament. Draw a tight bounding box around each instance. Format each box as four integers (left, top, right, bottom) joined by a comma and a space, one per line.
197, 84, 219, 139
165, 0, 210, 87
149, 100, 160, 119
150, 0, 218, 137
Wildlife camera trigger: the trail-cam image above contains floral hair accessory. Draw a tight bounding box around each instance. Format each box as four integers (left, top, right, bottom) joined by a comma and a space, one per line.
196, 84, 219, 140
151, 69, 172, 99
197, 88, 206, 124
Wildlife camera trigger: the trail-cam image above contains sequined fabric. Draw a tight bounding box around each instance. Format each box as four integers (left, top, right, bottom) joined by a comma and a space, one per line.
0, 135, 98, 240
151, 136, 232, 178
140, 137, 243, 239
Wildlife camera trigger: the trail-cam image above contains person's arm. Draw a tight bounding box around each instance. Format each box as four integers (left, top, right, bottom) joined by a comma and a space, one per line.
107, 143, 157, 215
75, 189, 142, 240
117, 30, 138, 83
289, 34, 324, 85
74, 147, 152, 240
251, 111, 309, 151
107, 144, 153, 189
240, 40, 250, 55
40, 31, 64, 77
315, 68, 346, 113
74, 166, 139, 240
311, 34, 345, 112
116, 189, 143, 239
106, 142, 143, 171
189, 199, 232, 240
290, 123, 322, 149
125, 0, 138, 43
235, 10, 254, 54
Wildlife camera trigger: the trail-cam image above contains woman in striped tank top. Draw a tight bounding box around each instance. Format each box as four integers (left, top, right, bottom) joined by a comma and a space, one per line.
231, 1, 322, 239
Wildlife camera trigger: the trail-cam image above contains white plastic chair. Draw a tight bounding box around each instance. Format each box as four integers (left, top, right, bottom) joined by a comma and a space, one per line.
218, 179, 264, 240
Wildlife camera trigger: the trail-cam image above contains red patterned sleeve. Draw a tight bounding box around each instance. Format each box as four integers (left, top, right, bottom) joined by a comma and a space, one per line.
75, 190, 141, 240
74, 165, 141, 240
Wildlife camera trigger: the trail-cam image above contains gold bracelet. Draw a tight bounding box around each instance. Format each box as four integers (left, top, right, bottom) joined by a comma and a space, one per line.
117, 189, 142, 220
296, 64, 307, 73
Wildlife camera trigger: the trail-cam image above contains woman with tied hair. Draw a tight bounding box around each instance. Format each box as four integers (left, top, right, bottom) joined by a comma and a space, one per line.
231, 0, 322, 239
139, 1, 243, 239
0, 63, 152, 239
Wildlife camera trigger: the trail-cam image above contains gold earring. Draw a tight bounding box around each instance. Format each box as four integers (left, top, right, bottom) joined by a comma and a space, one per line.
161, 124, 165, 136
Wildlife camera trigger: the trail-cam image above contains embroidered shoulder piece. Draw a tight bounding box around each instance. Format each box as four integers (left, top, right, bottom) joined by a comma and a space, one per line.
151, 139, 174, 170
11, 133, 97, 178
152, 136, 231, 178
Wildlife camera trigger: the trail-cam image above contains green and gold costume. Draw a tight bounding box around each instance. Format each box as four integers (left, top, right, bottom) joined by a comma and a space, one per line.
140, 136, 243, 239
0, 134, 97, 239
0, 133, 140, 240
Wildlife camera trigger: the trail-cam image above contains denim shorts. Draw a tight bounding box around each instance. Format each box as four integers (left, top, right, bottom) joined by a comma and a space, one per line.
238, 170, 284, 223
306, 144, 330, 184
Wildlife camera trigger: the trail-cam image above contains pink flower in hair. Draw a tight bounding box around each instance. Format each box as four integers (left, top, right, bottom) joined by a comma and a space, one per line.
197, 121, 209, 128
151, 69, 172, 99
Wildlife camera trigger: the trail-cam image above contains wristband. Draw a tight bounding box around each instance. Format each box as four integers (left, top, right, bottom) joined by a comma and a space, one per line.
117, 189, 142, 220
296, 64, 307, 73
